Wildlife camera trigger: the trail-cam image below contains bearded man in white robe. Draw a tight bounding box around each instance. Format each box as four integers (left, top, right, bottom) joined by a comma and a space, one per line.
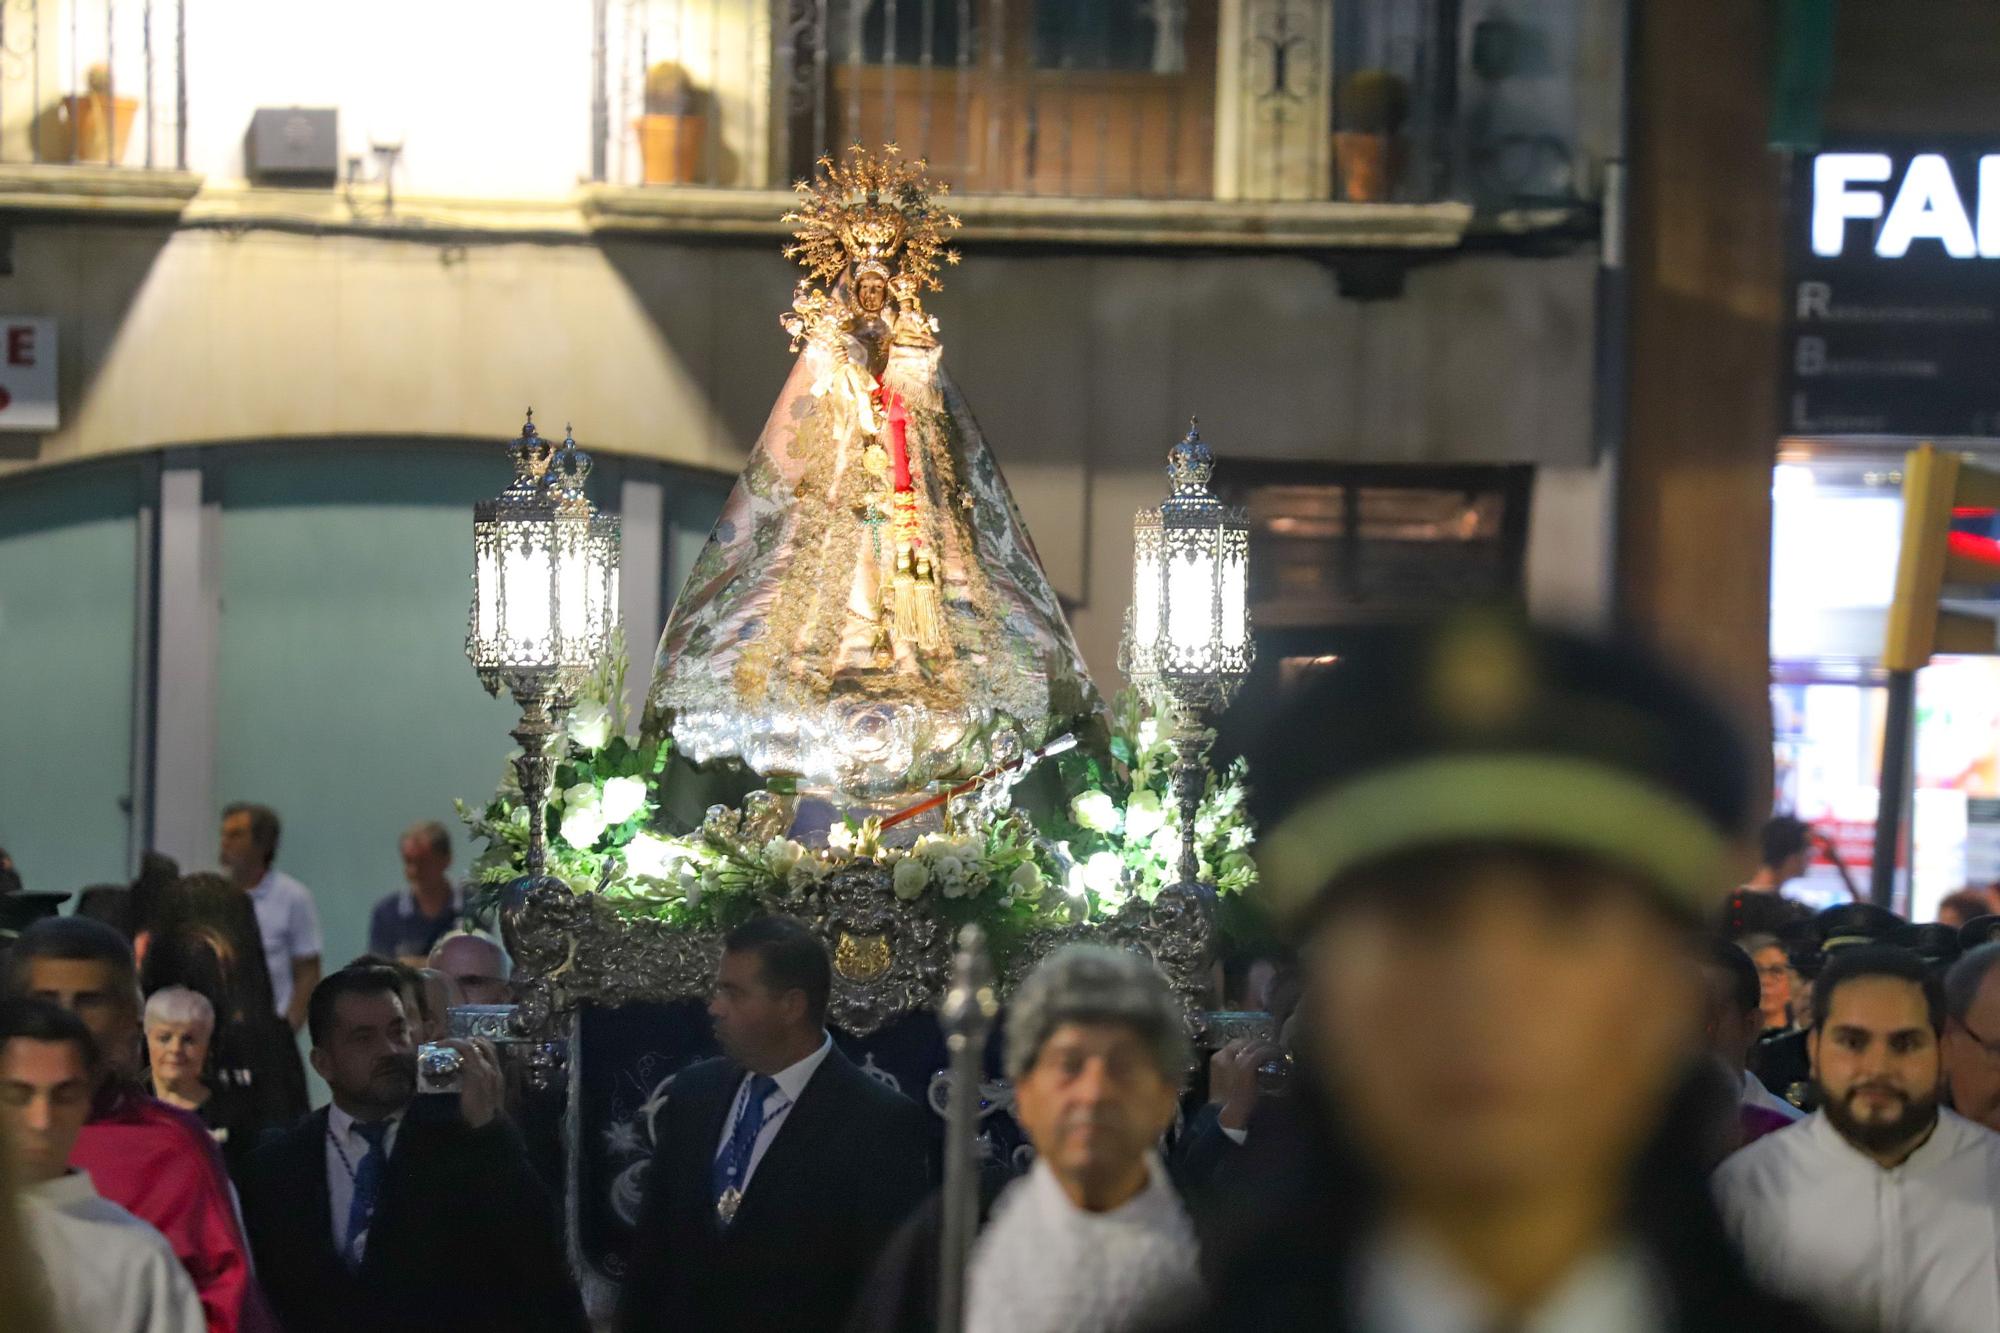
1714, 943, 2000, 1333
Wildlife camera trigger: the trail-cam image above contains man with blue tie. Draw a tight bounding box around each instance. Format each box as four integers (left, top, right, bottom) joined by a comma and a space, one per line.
237, 966, 586, 1333
620, 916, 932, 1333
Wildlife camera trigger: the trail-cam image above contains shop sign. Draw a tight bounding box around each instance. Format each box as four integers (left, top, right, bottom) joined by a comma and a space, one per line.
1787, 145, 2000, 439
0, 318, 56, 430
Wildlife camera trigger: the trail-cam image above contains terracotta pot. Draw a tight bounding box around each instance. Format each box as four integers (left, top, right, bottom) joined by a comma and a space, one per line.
637, 113, 705, 185
1333, 131, 1404, 203
63, 93, 138, 165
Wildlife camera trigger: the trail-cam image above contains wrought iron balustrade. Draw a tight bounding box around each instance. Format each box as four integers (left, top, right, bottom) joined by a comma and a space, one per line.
593, 0, 1465, 206
0, 0, 186, 170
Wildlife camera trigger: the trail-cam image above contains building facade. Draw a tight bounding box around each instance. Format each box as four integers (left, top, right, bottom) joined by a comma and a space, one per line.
1, 0, 1620, 960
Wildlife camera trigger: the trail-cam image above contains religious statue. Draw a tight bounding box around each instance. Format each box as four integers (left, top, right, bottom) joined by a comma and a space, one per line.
649, 146, 1099, 812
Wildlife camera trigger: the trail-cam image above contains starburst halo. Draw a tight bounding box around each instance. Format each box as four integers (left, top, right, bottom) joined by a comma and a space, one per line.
782, 143, 963, 297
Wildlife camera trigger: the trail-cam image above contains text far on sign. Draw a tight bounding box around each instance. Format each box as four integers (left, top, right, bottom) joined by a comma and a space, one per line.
1813, 152, 2000, 260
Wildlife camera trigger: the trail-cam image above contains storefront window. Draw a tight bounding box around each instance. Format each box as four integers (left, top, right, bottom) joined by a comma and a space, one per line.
1772, 447, 2000, 917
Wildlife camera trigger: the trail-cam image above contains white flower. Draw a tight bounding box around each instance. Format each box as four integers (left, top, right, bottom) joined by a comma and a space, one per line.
1070, 791, 1120, 834
786, 860, 826, 893
563, 782, 600, 814
763, 838, 807, 879
600, 776, 649, 826
1009, 862, 1043, 899
561, 805, 607, 849
624, 832, 681, 881
1064, 862, 1088, 898
933, 856, 970, 899
1083, 851, 1125, 895
1137, 718, 1160, 749
1227, 825, 1253, 851
892, 858, 930, 900
1122, 789, 1166, 842
1150, 824, 1181, 864
566, 700, 613, 751
826, 823, 855, 855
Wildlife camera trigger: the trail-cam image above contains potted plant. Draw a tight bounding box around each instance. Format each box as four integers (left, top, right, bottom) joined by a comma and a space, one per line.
64, 63, 139, 165
1334, 68, 1410, 203
636, 61, 706, 186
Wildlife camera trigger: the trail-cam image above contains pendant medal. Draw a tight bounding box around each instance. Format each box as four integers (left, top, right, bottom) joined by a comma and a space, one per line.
717, 1185, 743, 1225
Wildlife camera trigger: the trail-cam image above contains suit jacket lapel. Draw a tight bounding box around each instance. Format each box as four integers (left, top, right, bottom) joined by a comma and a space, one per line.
297, 1108, 345, 1278
357, 1114, 426, 1280
733, 1048, 852, 1228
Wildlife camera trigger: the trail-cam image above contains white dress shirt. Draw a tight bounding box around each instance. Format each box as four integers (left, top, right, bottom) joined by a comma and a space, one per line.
21, 1170, 206, 1333
1740, 1068, 1805, 1122
1714, 1107, 2000, 1333
711, 1032, 833, 1191
1356, 1227, 1666, 1333
248, 867, 323, 1016
325, 1105, 405, 1265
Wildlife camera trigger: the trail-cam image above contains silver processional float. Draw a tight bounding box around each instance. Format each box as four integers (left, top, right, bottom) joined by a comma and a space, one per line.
455, 147, 1258, 1320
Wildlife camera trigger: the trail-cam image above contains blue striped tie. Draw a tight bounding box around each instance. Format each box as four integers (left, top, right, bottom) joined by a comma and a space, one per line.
342, 1119, 393, 1269
711, 1074, 778, 1219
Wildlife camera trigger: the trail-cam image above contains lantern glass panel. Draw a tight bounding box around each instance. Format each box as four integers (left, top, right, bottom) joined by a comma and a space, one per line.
475, 545, 499, 648
557, 527, 590, 651
502, 527, 553, 660
1221, 546, 1247, 650
1133, 545, 1161, 650
1167, 544, 1214, 656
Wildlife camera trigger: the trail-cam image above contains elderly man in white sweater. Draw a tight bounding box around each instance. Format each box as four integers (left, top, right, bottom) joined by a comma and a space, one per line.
2, 996, 204, 1333
963, 945, 1202, 1333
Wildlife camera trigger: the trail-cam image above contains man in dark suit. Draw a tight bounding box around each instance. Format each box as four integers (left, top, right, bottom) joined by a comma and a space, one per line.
237, 966, 586, 1333
620, 916, 931, 1333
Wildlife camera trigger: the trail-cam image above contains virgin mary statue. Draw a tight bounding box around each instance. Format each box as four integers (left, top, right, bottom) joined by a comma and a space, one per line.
648, 147, 1099, 808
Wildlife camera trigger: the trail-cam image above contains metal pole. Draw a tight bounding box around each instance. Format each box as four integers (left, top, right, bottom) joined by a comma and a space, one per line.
590, 0, 608, 181
1870, 668, 1916, 909
937, 924, 996, 1333
174, 0, 185, 170
143, 0, 154, 168
511, 693, 560, 879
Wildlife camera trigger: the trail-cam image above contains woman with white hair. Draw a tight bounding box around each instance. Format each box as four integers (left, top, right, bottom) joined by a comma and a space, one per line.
144, 986, 216, 1115
847, 945, 1203, 1333
142, 985, 261, 1172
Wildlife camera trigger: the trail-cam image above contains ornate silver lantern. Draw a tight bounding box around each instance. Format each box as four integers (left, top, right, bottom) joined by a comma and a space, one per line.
467, 411, 620, 894
1120, 420, 1253, 895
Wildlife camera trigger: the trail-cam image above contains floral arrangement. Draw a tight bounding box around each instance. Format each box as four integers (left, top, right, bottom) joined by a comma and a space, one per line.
460, 658, 1256, 936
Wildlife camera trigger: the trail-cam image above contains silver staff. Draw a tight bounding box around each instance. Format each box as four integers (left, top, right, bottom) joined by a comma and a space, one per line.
938, 923, 998, 1333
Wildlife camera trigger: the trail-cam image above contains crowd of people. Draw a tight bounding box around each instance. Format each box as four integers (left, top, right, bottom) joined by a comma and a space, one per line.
6, 616, 2000, 1331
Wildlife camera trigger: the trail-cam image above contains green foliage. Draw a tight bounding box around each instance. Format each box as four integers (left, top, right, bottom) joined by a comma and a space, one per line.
460, 675, 1258, 947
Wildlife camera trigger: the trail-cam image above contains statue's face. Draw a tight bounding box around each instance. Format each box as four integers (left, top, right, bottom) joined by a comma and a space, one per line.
855, 270, 889, 314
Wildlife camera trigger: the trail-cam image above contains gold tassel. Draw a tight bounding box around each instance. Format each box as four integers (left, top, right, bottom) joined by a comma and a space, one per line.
892, 546, 921, 649
911, 552, 946, 650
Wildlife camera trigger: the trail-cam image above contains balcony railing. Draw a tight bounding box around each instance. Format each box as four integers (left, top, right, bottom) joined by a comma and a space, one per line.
592, 0, 1464, 206
0, 0, 186, 171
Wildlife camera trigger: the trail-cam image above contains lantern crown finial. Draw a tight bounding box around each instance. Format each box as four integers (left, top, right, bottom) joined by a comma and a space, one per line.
554, 422, 593, 500
509, 409, 554, 488
1166, 420, 1215, 499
